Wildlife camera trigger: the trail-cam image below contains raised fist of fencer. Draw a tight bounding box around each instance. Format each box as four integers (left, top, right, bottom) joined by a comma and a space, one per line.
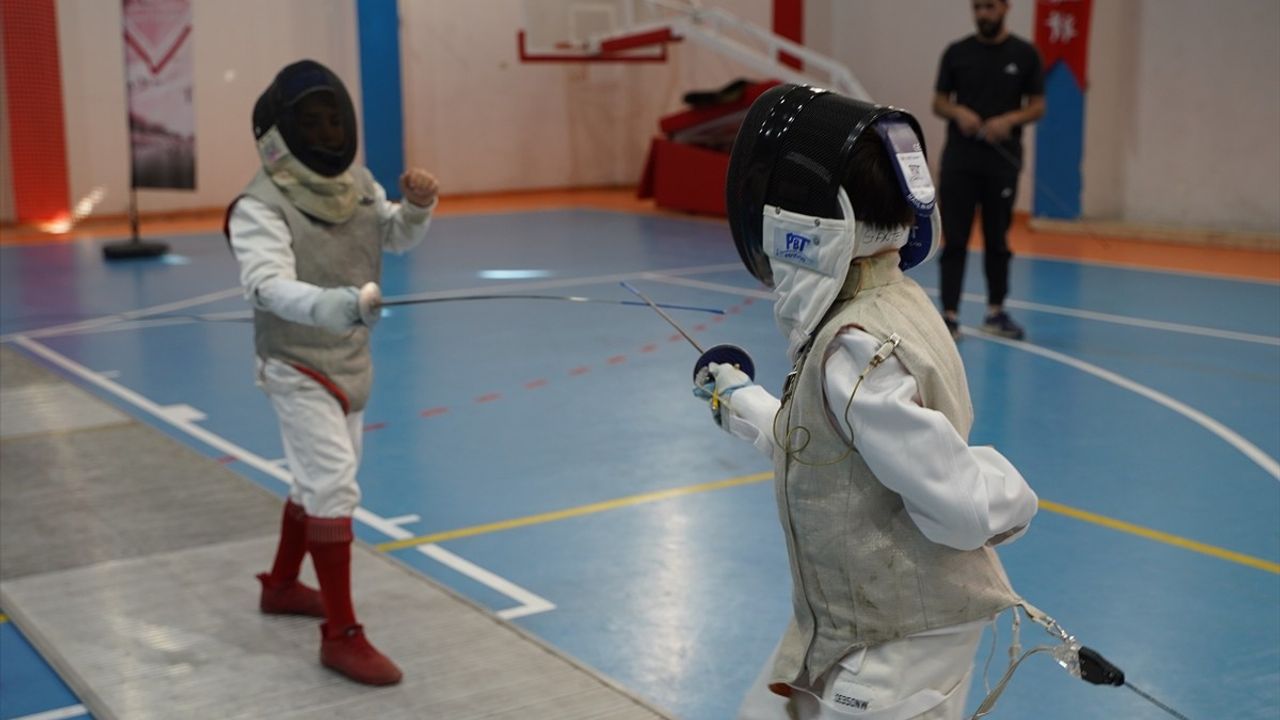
311, 286, 362, 334
400, 168, 439, 208
693, 362, 753, 428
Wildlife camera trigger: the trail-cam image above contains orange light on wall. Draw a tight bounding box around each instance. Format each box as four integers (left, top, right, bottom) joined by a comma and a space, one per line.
1, 0, 70, 225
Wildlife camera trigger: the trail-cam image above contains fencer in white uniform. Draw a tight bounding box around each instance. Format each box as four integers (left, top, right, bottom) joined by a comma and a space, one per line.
705, 85, 1039, 720
226, 59, 437, 686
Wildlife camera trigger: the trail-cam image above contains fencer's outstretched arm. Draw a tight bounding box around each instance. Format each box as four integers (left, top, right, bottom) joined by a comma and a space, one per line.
825, 329, 1038, 551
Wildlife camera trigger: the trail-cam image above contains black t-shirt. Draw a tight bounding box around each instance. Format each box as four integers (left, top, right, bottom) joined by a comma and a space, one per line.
935, 34, 1043, 165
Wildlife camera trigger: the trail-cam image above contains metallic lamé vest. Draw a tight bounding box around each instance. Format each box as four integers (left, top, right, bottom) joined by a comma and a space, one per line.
243, 168, 382, 412
770, 252, 1020, 686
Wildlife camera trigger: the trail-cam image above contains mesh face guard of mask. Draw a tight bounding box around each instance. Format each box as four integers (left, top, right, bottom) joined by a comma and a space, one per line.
252, 59, 358, 177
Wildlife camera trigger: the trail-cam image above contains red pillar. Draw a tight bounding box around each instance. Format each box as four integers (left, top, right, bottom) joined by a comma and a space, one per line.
1, 0, 69, 224
773, 0, 803, 70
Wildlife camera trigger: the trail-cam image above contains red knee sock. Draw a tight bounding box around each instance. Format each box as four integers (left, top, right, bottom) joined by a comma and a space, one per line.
308, 516, 357, 631
264, 500, 308, 587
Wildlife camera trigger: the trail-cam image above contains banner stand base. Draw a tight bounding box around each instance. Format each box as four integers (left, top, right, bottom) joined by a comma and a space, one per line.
103, 240, 170, 260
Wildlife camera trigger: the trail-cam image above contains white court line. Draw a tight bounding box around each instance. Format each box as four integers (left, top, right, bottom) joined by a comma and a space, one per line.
641, 273, 1280, 345
1014, 250, 1280, 285
641, 272, 1279, 480
0, 287, 244, 342
0, 265, 745, 341
963, 329, 1280, 481
640, 272, 773, 300
9, 704, 89, 720
11, 336, 556, 619
381, 263, 744, 305
963, 292, 1279, 346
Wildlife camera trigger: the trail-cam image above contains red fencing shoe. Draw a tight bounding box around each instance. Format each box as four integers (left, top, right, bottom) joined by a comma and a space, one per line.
320, 623, 403, 685
257, 573, 325, 618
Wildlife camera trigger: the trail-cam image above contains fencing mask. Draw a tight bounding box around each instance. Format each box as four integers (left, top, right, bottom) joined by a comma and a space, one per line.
252, 59, 358, 178
725, 84, 941, 356
725, 83, 939, 288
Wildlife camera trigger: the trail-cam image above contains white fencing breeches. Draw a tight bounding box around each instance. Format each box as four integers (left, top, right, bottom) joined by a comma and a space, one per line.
259, 358, 363, 518
738, 621, 986, 720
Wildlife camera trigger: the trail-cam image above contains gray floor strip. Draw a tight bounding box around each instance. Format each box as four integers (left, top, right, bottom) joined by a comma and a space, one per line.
0, 384, 131, 439
0, 344, 671, 719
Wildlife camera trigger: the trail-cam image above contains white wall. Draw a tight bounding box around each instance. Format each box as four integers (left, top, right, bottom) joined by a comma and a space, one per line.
1077, 0, 1136, 221
398, 0, 772, 194
1119, 0, 1280, 233
34, 0, 1280, 233
54, 0, 360, 218
813, 0, 1039, 214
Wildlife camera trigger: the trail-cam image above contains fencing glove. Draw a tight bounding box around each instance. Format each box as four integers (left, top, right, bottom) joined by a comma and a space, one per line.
311, 286, 362, 334
693, 361, 753, 428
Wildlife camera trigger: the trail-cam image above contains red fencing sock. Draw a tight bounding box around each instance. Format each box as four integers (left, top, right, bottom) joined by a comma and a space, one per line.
265, 500, 308, 587
308, 515, 357, 631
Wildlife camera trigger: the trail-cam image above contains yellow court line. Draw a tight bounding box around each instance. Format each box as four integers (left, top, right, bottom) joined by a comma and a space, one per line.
0, 612, 8, 623
375, 471, 774, 552
376, 474, 1279, 574
1038, 500, 1280, 574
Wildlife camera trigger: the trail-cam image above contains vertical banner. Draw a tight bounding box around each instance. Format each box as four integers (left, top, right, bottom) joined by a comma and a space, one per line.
123, 0, 195, 189
1032, 0, 1092, 219
1034, 0, 1093, 90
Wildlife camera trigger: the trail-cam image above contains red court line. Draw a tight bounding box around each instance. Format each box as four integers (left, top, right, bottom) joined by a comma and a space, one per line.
411, 294, 756, 421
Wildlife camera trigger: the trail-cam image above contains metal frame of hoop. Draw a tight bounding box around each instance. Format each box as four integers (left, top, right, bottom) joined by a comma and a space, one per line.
516, 29, 673, 63
517, 0, 673, 63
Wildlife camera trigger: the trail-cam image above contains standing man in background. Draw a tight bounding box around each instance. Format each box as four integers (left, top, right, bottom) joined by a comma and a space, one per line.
933, 0, 1044, 341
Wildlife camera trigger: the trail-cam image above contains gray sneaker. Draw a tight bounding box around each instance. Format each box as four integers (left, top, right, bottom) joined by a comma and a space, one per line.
981, 311, 1025, 340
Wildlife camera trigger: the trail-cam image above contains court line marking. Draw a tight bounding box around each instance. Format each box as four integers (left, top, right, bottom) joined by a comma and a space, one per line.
377, 472, 774, 552
643, 273, 1280, 346
1012, 249, 1280, 285
355, 262, 745, 306
993, 296, 1279, 345
9, 705, 90, 720
644, 273, 1279, 480
0, 263, 746, 342
0, 287, 243, 342
964, 328, 1280, 481
1038, 500, 1280, 574
377, 471, 1279, 574
10, 336, 554, 620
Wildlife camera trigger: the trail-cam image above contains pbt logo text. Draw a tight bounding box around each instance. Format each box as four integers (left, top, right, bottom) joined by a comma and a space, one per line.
785, 232, 810, 253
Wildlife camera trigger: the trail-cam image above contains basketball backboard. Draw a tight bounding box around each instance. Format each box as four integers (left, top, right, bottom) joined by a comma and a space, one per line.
518, 0, 671, 62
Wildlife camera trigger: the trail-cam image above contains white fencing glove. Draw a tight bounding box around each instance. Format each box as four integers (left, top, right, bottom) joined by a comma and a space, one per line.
693, 361, 753, 428
311, 286, 362, 333
357, 282, 382, 328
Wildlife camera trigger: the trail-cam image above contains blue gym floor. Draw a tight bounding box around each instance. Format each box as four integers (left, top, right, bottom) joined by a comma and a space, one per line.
1, 207, 1277, 720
